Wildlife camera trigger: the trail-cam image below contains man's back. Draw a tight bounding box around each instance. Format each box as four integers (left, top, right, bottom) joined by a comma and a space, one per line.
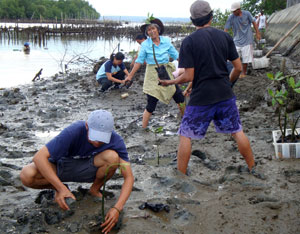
179, 27, 238, 105
46, 121, 129, 163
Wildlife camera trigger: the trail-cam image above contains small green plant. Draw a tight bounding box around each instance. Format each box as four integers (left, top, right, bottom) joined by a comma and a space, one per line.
151, 126, 164, 165
101, 163, 129, 223
145, 13, 155, 23
126, 49, 138, 60
180, 85, 187, 91
266, 71, 300, 142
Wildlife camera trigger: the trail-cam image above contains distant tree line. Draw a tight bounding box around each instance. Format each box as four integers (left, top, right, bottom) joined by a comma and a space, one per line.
242, 0, 286, 16
0, 0, 100, 20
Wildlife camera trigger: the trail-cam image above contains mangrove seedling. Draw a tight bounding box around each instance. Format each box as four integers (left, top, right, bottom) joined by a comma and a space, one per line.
151, 126, 164, 165
266, 71, 300, 142
101, 163, 129, 223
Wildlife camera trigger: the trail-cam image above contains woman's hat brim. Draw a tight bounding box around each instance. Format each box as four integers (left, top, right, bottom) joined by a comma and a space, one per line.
140, 18, 164, 35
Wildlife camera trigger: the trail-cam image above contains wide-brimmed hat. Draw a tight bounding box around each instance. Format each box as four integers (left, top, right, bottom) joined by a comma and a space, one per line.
140, 18, 164, 35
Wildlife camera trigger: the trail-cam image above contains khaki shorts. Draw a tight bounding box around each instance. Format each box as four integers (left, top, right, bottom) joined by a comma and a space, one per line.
236, 44, 253, 64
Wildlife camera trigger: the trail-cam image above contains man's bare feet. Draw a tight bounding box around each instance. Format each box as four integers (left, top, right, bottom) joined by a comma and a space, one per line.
89, 187, 103, 198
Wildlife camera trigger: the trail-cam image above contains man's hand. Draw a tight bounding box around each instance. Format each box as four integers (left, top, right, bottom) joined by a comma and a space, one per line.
183, 88, 192, 97
158, 79, 174, 86
101, 207, 120, 233
54, 186, 76, 210
256, 32, 261, 41
125, 75, 132, 82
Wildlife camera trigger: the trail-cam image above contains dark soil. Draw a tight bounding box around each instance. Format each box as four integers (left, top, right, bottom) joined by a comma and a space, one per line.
0, 61, 300, 234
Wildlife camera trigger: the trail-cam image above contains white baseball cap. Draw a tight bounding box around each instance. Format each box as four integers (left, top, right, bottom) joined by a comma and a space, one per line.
87, 110, 114, 144
231, 2, 241, 12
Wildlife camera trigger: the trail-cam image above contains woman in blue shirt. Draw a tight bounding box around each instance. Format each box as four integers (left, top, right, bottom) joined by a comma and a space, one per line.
96, 52, 130, 92
126, 18, 185, 128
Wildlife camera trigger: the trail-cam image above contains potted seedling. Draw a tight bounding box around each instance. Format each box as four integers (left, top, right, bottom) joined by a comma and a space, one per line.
266, 71, 300, 158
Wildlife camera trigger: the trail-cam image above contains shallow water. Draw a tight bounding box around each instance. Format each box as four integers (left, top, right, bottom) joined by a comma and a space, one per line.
0, 33, 136, 88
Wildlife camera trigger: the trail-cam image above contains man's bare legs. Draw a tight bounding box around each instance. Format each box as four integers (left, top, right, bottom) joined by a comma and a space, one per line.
89, 150, 120, 197
20, 162, 57, 189
242, 63, 248, 76
231, 130, 255, 170
177, 103, 186, 118
20, 150, 121, 198
176, 131, 255, 175
177, 135, 192, 174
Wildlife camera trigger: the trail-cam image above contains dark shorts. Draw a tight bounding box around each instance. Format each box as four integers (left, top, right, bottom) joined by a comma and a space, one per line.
97, 71, 125, 91
56, 157, 98, 183
178, 96, 242, 139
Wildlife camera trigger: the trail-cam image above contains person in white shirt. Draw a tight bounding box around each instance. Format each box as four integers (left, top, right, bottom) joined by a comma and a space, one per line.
258, 11, 267, 31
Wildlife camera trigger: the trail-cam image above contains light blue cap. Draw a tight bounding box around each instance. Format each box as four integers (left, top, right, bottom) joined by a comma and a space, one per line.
87, 110, 114, 144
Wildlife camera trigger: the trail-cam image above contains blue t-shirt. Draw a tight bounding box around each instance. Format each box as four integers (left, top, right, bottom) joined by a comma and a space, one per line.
46, 121, 129, 163
96, 60, 126, 80
224, 10, 255, 47
135, 36, 178, 64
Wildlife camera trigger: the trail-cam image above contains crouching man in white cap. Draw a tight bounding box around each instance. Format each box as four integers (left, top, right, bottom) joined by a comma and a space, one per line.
20, 109, 134, 233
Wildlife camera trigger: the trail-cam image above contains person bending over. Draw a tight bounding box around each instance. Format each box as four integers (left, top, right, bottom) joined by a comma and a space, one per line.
96, 52, 130, 92
20, 109, 134, 233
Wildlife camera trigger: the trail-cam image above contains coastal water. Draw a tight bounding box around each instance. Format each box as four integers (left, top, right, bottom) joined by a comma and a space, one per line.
0, 32, 136, 88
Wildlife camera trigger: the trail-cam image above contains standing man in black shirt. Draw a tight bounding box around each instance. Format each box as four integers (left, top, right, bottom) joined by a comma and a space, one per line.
159, 0, 264, 179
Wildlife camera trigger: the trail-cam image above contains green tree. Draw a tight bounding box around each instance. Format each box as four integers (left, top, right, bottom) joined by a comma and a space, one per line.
260, 0, 286, 15
0, 0, 100, 20
242, 0, 286, 16
212, 8, 231, 30
242, 0, 260, 16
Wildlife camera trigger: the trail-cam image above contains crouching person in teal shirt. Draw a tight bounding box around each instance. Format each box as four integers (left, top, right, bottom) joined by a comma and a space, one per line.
96, 52, 130, 92
20, 110, 134, 233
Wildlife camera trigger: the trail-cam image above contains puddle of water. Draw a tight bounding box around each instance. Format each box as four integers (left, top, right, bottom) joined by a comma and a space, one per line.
35, 130, 60, 143
165, 131, 177, 136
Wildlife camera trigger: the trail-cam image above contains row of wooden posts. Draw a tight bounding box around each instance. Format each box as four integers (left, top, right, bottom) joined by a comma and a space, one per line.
0, 19, 194, 46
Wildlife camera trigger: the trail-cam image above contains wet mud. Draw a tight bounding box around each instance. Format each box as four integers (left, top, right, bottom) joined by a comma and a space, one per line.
0, 62, 300, 234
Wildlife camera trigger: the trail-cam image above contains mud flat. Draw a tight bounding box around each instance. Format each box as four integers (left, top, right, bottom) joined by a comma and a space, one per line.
0, 64, 299, 234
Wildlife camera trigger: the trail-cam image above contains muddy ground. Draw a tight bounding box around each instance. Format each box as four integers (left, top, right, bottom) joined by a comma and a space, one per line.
0, 58, 300, 234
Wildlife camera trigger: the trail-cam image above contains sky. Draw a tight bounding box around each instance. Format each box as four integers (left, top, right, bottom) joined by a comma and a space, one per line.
87, 0, 239, 18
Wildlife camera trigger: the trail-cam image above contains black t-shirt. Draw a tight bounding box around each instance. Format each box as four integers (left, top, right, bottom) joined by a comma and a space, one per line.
179, 27, 239, 106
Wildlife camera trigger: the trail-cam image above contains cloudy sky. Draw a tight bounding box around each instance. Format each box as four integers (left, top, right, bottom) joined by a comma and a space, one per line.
87, 0, 240, 18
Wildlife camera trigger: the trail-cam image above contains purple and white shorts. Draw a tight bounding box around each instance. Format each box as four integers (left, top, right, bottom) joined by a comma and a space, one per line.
178, 97, 242, 139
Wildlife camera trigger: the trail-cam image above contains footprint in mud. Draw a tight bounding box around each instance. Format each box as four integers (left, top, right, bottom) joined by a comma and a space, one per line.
192, 150, 220, 170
